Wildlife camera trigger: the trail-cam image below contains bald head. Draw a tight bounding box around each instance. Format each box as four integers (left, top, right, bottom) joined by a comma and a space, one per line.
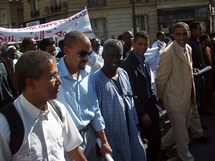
103, 39, 123, 58
63, 31, 92, 71
122, 31, 133, 47
102, 39, 123, 73
64, 31, 90, 47
122, 31, 133, 40
22, 37, 37, 52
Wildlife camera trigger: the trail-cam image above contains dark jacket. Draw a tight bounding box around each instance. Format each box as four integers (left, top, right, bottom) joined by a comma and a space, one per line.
121, 51, 158, 121
188, 36, 205, 69
0, 58, 19, 107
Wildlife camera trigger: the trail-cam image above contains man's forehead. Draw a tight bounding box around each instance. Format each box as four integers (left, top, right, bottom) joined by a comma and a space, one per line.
175, 27, 188, 32
77, 39, 91, 48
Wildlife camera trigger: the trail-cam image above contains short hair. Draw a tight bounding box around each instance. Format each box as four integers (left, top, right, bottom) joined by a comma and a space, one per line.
173, 22, 189, 33
133, 31, 149, 43
189, 21, 201, 32
122, 31, 133, 40
199, 34, 210, 44
117, 34, 123, 41
22, 37, 34, 50
63, 31, 87, 47
103, 39, 123, 57
39, 37, 55, 51
15, 50, 56, 90
156, 31, 165, 38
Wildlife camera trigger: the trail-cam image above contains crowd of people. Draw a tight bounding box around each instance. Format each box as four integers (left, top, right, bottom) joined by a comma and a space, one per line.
0, 21, 215, 161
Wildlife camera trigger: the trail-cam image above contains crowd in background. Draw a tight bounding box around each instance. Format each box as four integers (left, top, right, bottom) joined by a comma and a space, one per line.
0, 21, 215, 161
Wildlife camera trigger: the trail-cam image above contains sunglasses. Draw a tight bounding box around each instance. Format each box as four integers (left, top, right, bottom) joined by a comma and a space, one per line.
79, 50, 92, 57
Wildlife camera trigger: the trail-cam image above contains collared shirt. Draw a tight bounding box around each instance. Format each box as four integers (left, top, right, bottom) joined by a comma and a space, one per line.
94, 68, 146, 161
152, 40, 166, 50
175, 42, 190, 61
0, 94, 82, 161
133, 52, 151, 99
57, 58, 105, 131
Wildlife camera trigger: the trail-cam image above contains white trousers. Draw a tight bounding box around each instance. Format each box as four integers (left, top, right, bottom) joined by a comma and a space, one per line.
161, 105, 203, 150
190, 105, 203, 138
162, 108, 194, 161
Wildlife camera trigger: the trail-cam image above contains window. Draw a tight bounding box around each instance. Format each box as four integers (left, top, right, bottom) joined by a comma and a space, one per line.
130, 0, 149, 4
194, 6, 209, 18
51, 0, 61, 12
90, 18, 107, 40
0, 9, 7, 27
88, 0, 106, 8
30, 0, 38, 12
30, 0, 39, 17
136, 15, 148, 32
52, 0, 60, 7
157, 0, 175, 1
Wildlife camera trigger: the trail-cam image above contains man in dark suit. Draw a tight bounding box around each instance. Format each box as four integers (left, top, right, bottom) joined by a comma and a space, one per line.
122, 31, 133, 58
121, 32, 161, 161
188, 21, 209, 142
188, 21, 205, 113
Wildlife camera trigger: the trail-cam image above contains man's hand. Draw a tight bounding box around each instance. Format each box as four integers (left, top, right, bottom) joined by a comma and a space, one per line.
193, 68, 200, 77
97, 130, 112, 161
141, 114, 152, 126
100, 140, 112, 161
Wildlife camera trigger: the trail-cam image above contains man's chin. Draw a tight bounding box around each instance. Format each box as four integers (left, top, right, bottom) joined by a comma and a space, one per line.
51, 94, 58, 100
51, 91, 59, 99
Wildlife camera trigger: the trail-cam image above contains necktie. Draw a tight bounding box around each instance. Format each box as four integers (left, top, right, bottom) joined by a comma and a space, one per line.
184, 49, 189, 62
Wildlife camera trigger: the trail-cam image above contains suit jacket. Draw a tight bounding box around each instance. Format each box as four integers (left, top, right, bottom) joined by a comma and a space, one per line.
188, 36, 205, 69
121, 51, 157, 120
155, 41, 196, 113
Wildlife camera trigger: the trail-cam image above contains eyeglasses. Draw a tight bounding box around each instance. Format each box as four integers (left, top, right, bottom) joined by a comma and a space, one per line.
78, 50, 92, 57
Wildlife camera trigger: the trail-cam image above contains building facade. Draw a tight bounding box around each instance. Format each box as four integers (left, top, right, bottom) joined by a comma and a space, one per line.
0, 0, 23, 28
22, 0, 215, 41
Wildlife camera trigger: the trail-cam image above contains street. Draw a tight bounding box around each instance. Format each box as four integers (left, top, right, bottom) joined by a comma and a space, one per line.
159, 95, 215, 161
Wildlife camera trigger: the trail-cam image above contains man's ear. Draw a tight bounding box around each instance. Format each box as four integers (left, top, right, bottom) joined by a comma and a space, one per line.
25, 78, 36, 89
63, 45, 69, 55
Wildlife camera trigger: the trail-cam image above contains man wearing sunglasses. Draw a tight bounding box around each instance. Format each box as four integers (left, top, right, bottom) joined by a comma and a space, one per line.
56, 31, 112, 161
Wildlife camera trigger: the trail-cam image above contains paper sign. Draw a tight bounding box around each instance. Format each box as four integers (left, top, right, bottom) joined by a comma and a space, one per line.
193, 66, 212, 75
0, 9, 92, 44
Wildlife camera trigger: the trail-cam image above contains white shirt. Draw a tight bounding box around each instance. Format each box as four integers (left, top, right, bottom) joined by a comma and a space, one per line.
0, 94, 83, 161
152, 40, 166, 50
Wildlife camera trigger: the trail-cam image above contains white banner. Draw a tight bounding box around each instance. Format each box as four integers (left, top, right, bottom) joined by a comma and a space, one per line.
0, 8, 92, 44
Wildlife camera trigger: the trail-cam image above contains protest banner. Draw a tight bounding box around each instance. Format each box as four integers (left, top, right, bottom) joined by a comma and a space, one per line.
0, 8, 92, 44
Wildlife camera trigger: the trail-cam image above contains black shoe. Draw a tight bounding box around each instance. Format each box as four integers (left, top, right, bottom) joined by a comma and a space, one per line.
201, 123, 208, 130
193, 135, 210, 143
